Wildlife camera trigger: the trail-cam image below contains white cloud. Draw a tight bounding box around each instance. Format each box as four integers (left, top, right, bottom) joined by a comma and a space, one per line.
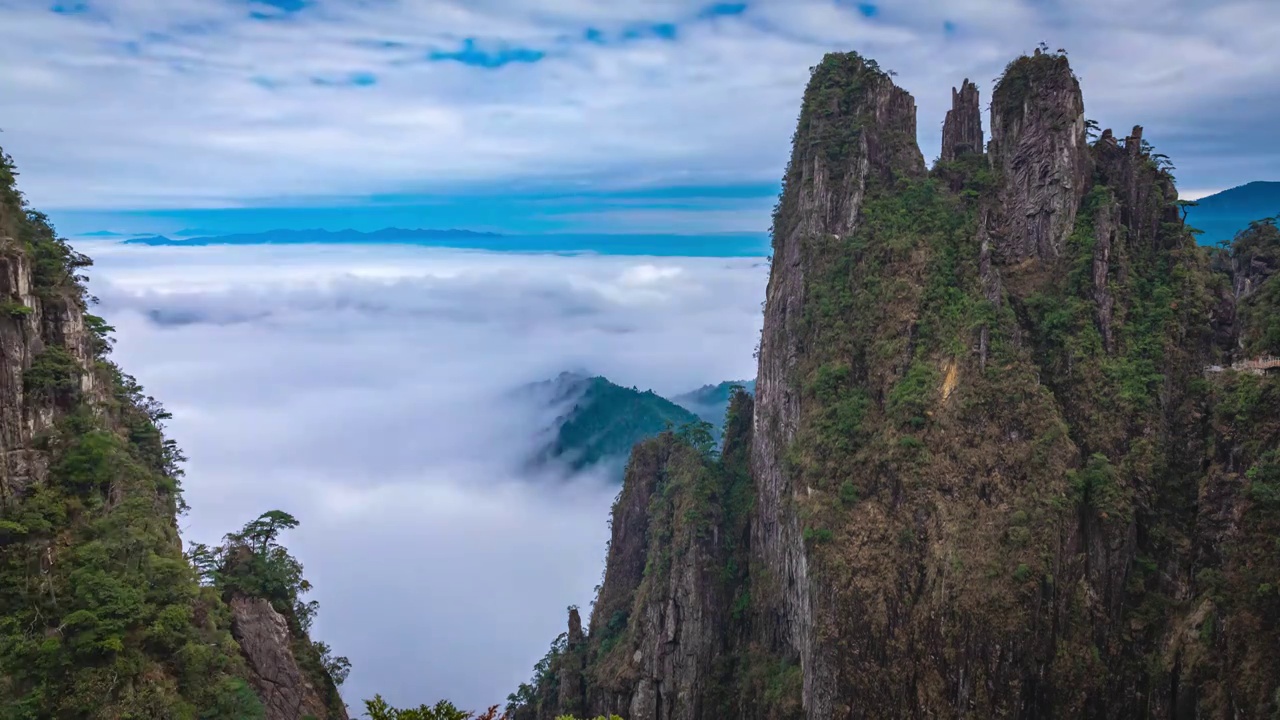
0, 0, 1277, 211
84, 241, 767, 709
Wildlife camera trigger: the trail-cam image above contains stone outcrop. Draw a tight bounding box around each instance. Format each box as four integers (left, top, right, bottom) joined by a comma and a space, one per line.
231, 596, 348, 720
583, 436, 727, 720
753, 54, 925, 719
0, 240, 97, 503
518, 49, 1280, 720
988, 51, 1090, 264
940, 78, 983, 161
1093, 125, 1180, 252
556, 608, 587, 716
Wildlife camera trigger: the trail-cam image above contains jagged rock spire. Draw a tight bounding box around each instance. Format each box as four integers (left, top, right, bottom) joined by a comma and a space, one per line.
940, 78, 983, 161
988, 52, 1090, 264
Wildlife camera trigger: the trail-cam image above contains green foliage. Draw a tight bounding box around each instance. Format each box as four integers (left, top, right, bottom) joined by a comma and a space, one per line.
548, 376, 701, 471
364, 695, 475, 720
0, 408, 263, 717
675, 419, 719, 460
1246, 451, 1280, 509
802, 52, 885, 165
191, 510, 308, 606
888, 361, 939, 429
1013, 564, 1031, 583
838, 480, 860, 507
0, 299, 32, 318
24, 345, 83, 402
0, 145, 263, 717
1233, 218, 1280, 356
803, 526, 834, 545
188, 510, 350, 716
597, 610, 629, 655
806, 363, 872, 454
992, 50, 1075, 130
1069, 453, 1131, 522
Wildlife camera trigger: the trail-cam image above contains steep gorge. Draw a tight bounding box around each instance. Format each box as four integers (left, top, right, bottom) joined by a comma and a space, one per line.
513, 49, 1280, 719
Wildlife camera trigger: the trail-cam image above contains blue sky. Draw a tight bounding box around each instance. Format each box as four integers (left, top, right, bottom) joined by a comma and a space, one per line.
2, 0, 1279, 235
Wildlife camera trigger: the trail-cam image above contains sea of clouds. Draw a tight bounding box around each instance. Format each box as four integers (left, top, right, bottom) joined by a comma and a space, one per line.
79, 240, 767, 710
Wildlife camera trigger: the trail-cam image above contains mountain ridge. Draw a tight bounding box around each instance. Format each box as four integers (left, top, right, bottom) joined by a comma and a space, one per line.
508, 48, 1280, 720
525, 372, 751, 474
1186, 180, 1280, 245
123, 226, 503, 245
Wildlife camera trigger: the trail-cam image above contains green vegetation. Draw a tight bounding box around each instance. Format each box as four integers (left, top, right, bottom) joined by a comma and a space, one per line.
0, 145, 265, 717
0, 299, 32, 317
543, 375, 701, 471
991, 48, 1075, 130
1232, 217, 1280, 356
188, 510, 350, 714
24, 344, 83, 402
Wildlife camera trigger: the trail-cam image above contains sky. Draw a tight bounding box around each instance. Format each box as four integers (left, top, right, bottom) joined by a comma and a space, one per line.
2, 0, 1279, 236
84, 240, 767, 709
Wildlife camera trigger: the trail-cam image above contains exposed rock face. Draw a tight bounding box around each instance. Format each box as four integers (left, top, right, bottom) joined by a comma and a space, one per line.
989, 52, 1090, 264
1225, 217, 1280, 357
584, 436, 726, 720
0, 243, 97, 502
1093, 125, 1180, 252
753, 53, 924, 719
518, 49, 1280, 720
0, 149, 284, 715
231, 596, 348, 720
940, 78, 983, 161
556, 609, 587, 716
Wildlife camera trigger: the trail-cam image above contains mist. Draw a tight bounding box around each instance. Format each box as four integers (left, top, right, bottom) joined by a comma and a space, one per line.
81, 241, 767, 709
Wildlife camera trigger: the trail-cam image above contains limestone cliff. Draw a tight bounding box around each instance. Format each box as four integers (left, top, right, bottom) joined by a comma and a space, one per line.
988, 51, 1090, 265
515, 48, 1280, 720
0, 149, 349, 717
940, 79, 983, 163
231, 595, 348, 720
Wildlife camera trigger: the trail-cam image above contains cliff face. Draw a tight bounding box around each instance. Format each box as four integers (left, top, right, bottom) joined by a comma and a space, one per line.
0, 150, 253, 715
752, 56, 924, 717
0, 150, 348, 717
232, 595, 348, 720
940, 79, 983, 162
510, 391, 779, 720
988, 51, 1090, 265
516, 48, 1280, 720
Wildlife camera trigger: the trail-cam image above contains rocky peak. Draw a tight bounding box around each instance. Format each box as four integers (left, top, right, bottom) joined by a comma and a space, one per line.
1093, 124, 1180, 251
230, 596, 348, 720
940, 78, 983, 162
988, 51, 1090, 264
754, 52, 927, 719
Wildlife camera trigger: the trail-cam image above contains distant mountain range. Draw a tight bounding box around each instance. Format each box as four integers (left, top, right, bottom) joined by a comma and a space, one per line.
114, 228, 772, 257
525, 372, 756, 475
84, 182, 1279, 253
1186, 181, 1280, 245
124, 227, 500, 246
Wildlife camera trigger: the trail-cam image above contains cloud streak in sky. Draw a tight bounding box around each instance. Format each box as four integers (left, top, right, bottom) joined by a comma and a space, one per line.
84, 241, 767, 708
1, 0, 1277, 220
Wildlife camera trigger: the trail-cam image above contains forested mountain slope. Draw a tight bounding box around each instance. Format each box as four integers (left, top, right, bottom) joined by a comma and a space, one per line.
0, 149, 347, 719
511, 49, 1280, 720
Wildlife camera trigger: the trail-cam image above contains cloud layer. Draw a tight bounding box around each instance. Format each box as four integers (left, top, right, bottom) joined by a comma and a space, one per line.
2, 0, 1277, 218
84, 240, 767, 709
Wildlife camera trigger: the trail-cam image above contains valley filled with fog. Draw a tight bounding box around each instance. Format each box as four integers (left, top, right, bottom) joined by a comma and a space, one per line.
79, 240, 767, 709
